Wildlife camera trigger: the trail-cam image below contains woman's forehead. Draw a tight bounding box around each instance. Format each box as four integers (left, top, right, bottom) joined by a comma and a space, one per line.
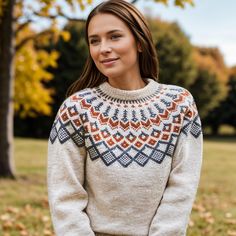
87, 13, 129, 36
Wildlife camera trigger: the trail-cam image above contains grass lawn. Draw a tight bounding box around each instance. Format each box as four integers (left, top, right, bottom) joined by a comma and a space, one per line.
0, 137, 236, 235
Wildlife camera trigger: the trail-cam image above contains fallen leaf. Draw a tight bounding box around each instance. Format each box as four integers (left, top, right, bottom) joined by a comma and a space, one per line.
15, 222, 26, 230
6, 206, 19, 214
188, 219, 194, 227
225, 212, 233, 218
20, 230, 29, 236
225, 219, 236, 225
0, 214, 11, 221
44, 229, 52, 236
41, 215, 50, 223
227, 230, 236, 236
2, 221, 14, 230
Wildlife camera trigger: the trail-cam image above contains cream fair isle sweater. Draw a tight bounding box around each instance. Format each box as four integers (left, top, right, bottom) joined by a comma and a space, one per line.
48, 78, 203, 236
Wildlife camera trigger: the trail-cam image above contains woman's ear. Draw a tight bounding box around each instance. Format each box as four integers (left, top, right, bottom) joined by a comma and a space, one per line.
137, 42, 142, 52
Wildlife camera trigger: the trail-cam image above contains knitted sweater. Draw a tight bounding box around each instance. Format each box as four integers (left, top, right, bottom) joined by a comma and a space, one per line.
48, 78, 203, 236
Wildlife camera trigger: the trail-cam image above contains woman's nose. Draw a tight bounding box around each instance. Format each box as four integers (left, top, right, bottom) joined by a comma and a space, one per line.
100, 40, 112, 54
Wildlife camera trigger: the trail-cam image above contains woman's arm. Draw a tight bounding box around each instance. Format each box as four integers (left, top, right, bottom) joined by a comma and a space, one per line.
47, 98, 95, 236
148, 98, 203, 236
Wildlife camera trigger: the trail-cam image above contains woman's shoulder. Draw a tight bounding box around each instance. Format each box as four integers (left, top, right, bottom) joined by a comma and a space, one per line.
158, 82, 195, 104
63, 87, 94, 106
55, 87, 95, 117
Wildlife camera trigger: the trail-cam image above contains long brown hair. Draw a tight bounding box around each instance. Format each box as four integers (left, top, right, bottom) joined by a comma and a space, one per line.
67, 0, 159, 97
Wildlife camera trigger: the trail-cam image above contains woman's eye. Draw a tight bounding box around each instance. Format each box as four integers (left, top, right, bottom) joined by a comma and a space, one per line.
90, 39, 99, 45
111, 35, 121, 40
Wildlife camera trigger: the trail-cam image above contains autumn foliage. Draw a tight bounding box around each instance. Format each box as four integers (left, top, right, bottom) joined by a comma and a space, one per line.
15, 26, 59, 117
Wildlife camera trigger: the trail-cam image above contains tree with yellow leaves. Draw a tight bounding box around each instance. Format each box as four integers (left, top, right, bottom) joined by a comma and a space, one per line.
15, 26, 59, 118
0, 0, 92, 178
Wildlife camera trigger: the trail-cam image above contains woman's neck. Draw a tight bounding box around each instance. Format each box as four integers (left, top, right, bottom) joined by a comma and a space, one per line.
107, 77, 147, 91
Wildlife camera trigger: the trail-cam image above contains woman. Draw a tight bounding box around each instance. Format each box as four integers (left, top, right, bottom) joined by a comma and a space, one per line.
48, 0, 203, 235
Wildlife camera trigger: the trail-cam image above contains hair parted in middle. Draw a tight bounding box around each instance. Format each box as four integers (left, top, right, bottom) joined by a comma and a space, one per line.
67, 0, 159, 97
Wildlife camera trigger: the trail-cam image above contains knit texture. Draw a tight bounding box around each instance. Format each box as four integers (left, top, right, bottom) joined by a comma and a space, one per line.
48, 78, 203, 236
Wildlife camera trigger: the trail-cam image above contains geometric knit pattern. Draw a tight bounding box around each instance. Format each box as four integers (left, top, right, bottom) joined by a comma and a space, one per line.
49, 80, 202, 167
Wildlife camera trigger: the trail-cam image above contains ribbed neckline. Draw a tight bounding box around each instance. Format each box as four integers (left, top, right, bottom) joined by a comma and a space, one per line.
97, 78, 159, 101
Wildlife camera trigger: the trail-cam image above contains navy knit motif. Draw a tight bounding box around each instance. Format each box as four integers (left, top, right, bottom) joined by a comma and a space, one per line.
49, 86, 202, 167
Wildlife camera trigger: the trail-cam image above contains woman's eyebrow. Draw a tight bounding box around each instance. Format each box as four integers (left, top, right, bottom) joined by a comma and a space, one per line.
88, 29, 123, 39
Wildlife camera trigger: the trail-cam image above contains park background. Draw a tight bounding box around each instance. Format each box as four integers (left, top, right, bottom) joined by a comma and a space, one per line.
0, 0, 236, 235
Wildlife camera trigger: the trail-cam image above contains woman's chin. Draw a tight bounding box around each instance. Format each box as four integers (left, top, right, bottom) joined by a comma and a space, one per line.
102, 72, 122, 80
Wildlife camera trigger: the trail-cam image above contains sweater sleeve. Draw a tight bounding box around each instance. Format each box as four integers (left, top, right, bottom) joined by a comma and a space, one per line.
47, 97, 95, 236
148, 96, 203, 236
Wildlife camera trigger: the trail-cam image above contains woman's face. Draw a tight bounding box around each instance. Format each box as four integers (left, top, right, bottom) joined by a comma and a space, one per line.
87, 13, 141, 82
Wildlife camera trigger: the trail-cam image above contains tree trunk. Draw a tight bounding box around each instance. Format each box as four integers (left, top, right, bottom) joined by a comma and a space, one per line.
0, 0, 16, 178
211, 124, 219, 136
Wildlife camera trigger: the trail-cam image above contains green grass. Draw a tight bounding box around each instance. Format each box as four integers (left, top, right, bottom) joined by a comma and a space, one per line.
0, 137, 236, 235
0, 138, 52, 236
188, 137, 236, 236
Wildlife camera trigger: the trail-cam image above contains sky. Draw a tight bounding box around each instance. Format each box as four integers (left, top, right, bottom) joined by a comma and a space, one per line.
135, 0, 236, 67
31, 0, 236, 67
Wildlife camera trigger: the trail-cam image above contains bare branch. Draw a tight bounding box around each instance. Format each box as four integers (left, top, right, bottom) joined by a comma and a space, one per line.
131, 0, 139, 3
15, 29, 53, 51
14, 20, 33, 36
32, 10, 86, 23
14, 10, 86, 49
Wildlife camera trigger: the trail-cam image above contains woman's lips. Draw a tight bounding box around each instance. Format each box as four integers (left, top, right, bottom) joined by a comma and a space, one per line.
101, 58, 119, 66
